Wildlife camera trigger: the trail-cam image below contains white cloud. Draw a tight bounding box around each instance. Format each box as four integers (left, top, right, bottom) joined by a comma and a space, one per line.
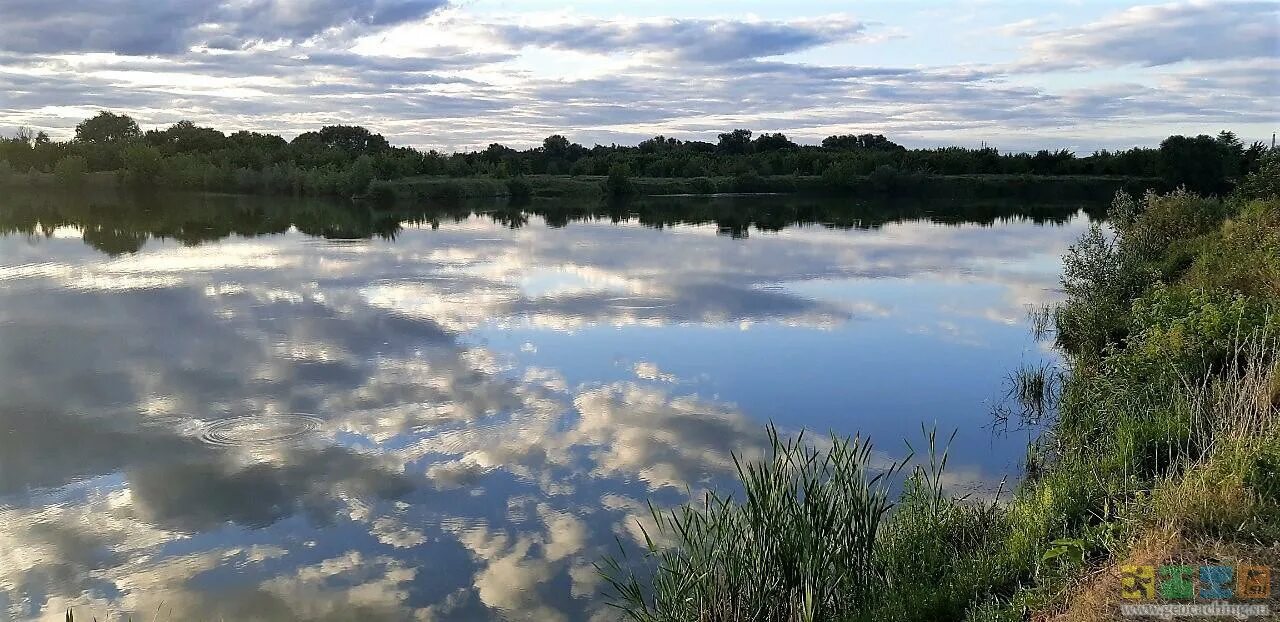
0, 3, 1272, 150
1018, 1, 1279, 70
633, 361, 677, 383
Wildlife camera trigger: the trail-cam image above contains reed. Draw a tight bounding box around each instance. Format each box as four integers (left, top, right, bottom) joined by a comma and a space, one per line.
599, 425, 904, 622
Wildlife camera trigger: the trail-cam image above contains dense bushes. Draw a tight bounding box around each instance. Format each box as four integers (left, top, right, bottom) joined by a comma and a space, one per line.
606, 164, 635, 196
53, 155, 87, 186
506, 176, 532, 200
118, 145, 163, 187
1121, 285, 1278, 379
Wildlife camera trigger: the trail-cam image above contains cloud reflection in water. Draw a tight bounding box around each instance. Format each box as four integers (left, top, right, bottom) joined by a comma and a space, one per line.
0, 195, 1083, 620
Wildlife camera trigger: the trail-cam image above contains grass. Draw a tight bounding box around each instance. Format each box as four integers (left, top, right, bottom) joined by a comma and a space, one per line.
599, 426, 1021, 621
601, 157, 1280, 621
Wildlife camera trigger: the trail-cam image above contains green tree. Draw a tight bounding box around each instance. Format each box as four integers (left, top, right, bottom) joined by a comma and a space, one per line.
1215, 130, 1244, 179
753, 132, 795, 152
822, 133, 903, 151
821, 159, 858, 189
149, 120, 226, 154
293, 125, 389, 156
717, 129, 753, 155
75, 111, 141, 144
1158, 134, 1227, 194
542, 134, 571, 158
481, 142, 515, 164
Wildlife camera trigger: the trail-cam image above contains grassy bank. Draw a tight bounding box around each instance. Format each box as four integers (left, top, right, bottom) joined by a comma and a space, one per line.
600, 152, 1280, 620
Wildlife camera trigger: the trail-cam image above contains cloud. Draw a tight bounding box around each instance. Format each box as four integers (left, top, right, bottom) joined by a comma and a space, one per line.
567, 383, 767, 490
0, 2, 1274, 151
0, 0, 450, 54
1019, 1, 1279, 70
633, 361, 676, 383
1159, 58, 1280, 99
491, 16, 867, 62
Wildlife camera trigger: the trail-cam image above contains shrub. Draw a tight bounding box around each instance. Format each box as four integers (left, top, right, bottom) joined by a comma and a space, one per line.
1055, 224, 1152, 358
688, 177, 717, 194
1119, 284, 1277, 381
430, 179, 466, 202
54, 155, 88, 186
606, 163, 634, 196
506, 176, 532, 200
869, 164, 901, 190
1186, 198, 1280, 298
1123, 188, 1226, 264
821, 159, 859, 190
730, 169, 764, 192
366, 179, 396, 205
119, 145, 163, 187
342, 154, 375, 196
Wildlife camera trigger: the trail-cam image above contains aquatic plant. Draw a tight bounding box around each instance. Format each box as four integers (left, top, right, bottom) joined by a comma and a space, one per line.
1025, 303, 1053, 341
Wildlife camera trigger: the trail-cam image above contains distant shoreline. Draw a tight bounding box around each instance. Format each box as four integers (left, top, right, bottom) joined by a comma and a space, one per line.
0, 170, 1163, 205
3, 113, 1258, 205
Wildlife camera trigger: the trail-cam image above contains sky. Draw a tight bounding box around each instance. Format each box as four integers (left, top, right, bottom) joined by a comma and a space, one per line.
0, 0, 1276, 152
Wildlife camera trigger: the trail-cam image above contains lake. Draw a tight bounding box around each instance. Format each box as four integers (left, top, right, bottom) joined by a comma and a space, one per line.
0, 192, 1088, 621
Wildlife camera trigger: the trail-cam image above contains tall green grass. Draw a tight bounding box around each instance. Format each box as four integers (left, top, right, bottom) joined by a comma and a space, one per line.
599, 427, 902, 621
598, 427, 1019, 621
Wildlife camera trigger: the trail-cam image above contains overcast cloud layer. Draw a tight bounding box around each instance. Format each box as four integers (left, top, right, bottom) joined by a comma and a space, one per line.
0, 0, 1276, 151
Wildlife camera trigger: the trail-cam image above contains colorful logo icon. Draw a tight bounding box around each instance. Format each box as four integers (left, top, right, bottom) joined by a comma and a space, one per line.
1120, 565, 1271, 601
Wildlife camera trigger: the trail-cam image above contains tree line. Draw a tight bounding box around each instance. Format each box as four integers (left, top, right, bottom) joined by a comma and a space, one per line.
0, 111, 1269, 198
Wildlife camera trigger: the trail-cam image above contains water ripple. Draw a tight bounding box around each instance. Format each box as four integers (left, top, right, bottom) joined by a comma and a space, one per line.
199, 414, 324, 447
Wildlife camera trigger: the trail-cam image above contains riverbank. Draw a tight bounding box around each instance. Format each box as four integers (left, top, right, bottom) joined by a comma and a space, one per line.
601, 152, 1280, 621
2, 167, 1157, 205
369, 173, 1156, 203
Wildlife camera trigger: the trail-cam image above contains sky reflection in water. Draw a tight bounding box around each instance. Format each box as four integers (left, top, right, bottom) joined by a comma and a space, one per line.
0, 195, 1086, 621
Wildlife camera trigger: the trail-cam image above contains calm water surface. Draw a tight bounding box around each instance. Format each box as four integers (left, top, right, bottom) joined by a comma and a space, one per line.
0, 193, 1087, 621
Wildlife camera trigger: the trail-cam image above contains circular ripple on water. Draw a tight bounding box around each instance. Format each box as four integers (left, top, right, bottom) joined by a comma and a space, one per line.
200, 414, 324, 447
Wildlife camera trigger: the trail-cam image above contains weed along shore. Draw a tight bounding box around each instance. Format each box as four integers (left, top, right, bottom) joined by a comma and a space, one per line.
600, 153, 1280, 621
